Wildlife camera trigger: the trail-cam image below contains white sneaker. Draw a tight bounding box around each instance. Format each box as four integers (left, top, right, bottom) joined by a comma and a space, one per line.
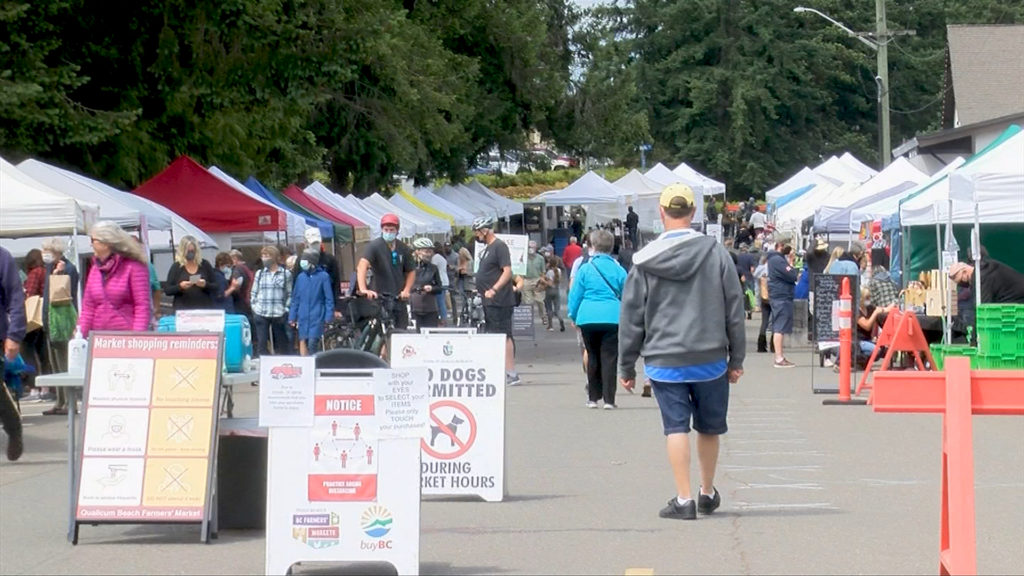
586, 401, 599, 409
603, 403, 617, 410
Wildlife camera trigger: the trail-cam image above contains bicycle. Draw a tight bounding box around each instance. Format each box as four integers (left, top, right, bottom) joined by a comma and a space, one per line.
454, 288, 485, 331
352, 292, 403, 357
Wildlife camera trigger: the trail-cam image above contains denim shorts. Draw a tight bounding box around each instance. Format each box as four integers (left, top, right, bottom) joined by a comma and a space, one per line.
770, 299, 794, 334
651, 373, 730, 435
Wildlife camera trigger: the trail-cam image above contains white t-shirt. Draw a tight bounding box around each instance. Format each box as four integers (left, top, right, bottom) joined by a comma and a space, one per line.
749, 211, 767, 229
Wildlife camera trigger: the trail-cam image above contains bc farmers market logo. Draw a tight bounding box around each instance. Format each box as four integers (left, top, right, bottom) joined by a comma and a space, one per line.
291, 511, 340, 549
442, 341, 454, 357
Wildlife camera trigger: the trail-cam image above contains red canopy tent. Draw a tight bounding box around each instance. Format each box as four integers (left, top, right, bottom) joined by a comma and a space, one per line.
134, 156, 286, 232
281, 185, 370, 242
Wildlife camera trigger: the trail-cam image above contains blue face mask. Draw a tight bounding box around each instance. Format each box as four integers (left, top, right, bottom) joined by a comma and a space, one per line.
382, 231, 398, 243
221, 267, 232, 278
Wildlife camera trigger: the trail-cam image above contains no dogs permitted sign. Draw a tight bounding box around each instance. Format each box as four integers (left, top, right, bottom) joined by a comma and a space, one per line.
421, 400, 477, 460
391, 333, 506, 501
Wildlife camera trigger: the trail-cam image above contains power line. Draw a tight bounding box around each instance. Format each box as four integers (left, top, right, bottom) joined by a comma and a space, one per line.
889, 86, 951, 115
888, 37, 946, 63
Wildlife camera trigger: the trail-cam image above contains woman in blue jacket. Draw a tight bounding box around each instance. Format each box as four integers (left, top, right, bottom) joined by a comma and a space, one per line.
289, 250, 333, 356
568, 229, 627, 409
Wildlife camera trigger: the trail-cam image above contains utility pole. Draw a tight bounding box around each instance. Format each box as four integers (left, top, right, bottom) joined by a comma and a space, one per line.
639, 143, 651, 170
876, 0, 891, 168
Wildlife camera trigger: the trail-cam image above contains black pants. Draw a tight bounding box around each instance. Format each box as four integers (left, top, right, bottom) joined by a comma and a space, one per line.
758, 299, 773, 351
0, 357, 22, 438
580, 324, 618, 405
254, 314, 291, 356
413, 312, 438, 330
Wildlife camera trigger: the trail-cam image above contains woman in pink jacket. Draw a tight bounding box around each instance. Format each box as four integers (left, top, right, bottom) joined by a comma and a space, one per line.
78, 221, 152, 335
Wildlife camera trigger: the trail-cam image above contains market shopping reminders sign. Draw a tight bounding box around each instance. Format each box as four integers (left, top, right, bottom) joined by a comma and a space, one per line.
266, 370, 420, 576
75, 332, 222, 524
390, 333, 506, 502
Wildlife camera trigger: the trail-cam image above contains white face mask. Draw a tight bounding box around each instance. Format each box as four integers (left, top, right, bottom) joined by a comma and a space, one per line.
587, 248, 595, 257
42, 252, 55, 265
299, 259, 311, 271
528, 248, 536, 254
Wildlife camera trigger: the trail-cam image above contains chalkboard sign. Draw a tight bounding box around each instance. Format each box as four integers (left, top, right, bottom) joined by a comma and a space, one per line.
512, 305, 535, 340
811, 273, 860, 345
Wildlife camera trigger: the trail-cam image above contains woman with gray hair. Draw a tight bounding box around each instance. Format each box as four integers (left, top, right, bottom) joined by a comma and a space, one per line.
41, 237, 81, 415
163, 235, 218, 311
78, 221, 152, 337
567, 229, 628, 409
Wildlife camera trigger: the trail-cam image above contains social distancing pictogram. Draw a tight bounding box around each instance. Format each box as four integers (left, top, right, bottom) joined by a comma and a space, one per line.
421, 400, 476, 460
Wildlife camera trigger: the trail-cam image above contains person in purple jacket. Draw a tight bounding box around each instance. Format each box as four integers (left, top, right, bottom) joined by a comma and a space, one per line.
78, 221, 153, 336
1, 246, 27, 461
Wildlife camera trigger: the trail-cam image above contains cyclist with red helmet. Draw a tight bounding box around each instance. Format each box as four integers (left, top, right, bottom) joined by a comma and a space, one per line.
356, 213, 415, 329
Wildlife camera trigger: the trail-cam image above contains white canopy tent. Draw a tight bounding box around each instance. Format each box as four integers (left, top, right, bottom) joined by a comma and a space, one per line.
813, 157, 928, 233
839, 152, 879, 182
390, 193, 461, 230
413, 186, 476, 226
364, 194, 448, 236
539, 171, 633, 206
814, 155, 876, 186
1, 157, 99, 237
303, 181, 379, 239
467, 180, 522, 216
644, 163, 705, 224
18, 159, 156, 231
846, 158, 966, 226
765, 166, 840, 203
774, 180, 852, 230
901, 129, 1024, 226
672, 162, 726, 196
612, 170, 663, 232
454, 184, 505, 218
433, 185, 498, 220
18, 159, 215, 252
336, 194, 419, 238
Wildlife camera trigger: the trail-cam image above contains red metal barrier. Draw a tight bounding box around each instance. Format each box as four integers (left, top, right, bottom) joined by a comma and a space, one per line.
872, 357, 1024, 575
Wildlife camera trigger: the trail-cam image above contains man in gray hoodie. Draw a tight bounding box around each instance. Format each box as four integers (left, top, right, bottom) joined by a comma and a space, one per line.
619, 184, 746, 520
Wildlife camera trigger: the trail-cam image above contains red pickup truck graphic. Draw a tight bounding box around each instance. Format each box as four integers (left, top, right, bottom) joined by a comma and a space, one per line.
270, 363, 302, 379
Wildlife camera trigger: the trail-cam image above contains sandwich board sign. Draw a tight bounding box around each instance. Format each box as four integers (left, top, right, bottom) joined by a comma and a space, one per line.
73, 332, 223, 544
264, 368, 427, 575
390, 332, 506, 502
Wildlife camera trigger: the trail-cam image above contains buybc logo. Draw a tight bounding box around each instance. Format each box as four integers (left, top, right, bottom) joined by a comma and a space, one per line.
292, 511, 340, 549
402, 345, 417, 359
359, 505, 394, 551
442, 341, 454, 357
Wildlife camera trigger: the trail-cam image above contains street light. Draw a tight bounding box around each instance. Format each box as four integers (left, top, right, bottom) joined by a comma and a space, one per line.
794, 4, 891, 168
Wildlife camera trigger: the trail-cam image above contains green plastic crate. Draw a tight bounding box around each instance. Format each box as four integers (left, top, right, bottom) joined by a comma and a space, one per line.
976, 304, 1024, 358
975, 354, 1024, 370
930, 344, 978, 370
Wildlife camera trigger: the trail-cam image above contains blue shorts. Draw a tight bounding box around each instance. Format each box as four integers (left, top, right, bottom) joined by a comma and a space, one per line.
770, 299, 794, 334
651, 373, 730, 435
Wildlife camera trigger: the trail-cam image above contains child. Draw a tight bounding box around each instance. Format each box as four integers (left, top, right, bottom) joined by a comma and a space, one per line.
289, 249, 333, 356
410, 238, 443, 330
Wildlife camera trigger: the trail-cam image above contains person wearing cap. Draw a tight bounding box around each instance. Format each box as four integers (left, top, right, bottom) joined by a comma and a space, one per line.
766, 245, 799, 367
356, 214, 415, 330
293, 228, 342, 318
409, 238, 444, 329
471, 217, 520, 386
806, 238, 830, 275
618, 183, 745, 521
949, 256, 1024, 304
289, 249, 333, 356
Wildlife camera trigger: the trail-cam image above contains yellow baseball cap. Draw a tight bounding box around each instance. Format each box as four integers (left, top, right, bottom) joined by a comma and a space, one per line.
659, 183, 695, 209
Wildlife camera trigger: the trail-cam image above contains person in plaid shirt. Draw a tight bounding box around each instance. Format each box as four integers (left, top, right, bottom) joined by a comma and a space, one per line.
868, 267, 899, 309
251, 245, 292, 356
